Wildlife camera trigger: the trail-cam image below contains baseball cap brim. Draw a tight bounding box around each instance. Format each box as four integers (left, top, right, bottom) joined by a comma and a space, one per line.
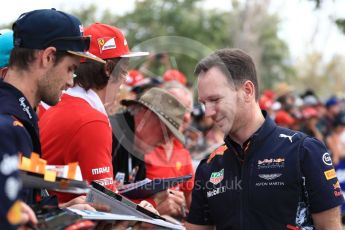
67, 50, 105, 64
120, 99, 185, 144
120, 51, 149, 58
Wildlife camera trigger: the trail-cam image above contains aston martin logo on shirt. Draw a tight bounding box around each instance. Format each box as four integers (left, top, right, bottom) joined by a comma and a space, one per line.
258, 173, 282, 181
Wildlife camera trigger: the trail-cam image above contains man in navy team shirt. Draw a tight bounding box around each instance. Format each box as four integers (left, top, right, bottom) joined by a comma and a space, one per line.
0, 9, 104, 229
186, 48, 344, 230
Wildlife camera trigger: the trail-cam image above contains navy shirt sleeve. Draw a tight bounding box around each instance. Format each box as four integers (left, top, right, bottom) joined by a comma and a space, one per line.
187, 159, 214, 225
300, 137, 344, 213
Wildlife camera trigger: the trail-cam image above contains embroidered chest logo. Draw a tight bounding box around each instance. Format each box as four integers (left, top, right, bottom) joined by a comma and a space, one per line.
209, 168, 224, 185
256, 172, 284, 186
257, 158, 285, 169
279, 133, 297, 143
258, 173, 282, 181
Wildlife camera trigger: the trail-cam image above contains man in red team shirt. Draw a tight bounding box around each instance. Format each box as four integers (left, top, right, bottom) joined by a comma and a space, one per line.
145, 81, 195, 216
39, 23, 148, 203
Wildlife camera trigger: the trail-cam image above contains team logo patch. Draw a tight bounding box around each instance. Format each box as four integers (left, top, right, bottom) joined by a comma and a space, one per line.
322, 152, 332, 166
98, 37, 116, 53
324, 169, 336, 180
279, 133, 297, 143
333, 181, 341, 189
209, 169, 224, 185
334, 191, 342, 197
257, 158, 285, 169
258, 173, 282, 181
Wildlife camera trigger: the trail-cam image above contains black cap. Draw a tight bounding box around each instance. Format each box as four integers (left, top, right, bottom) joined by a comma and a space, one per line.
13, 9, 104, 63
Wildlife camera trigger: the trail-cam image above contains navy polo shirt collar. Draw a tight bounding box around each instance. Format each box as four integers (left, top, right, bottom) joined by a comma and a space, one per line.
224, 110, 276, 157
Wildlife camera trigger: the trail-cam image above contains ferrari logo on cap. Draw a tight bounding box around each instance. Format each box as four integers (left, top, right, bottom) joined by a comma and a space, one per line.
98, 37, 116, 53
98, 38, 105, 46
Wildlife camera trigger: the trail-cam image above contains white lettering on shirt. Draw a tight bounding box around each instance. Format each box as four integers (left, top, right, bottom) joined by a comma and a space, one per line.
91, 166, 110, 175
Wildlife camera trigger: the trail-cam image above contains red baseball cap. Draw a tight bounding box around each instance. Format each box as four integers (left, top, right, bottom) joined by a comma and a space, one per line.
163, 69, 187, 85
84, 23, 149, 60
126, 70, 144, 87
275, 110, 295, 126
302, 107, 318, 119
259, 96, 273, 110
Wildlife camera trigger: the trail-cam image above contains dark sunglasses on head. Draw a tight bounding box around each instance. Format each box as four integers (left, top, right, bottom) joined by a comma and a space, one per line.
43, 36, 91, 51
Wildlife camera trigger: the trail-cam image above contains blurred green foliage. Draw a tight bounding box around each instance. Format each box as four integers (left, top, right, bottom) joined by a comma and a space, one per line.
73, 0, 293, 91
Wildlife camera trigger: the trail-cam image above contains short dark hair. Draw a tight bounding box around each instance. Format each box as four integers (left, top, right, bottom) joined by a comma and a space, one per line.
194, 48, 259, 100
74, 57, 129, 91
8, 47, 70, 70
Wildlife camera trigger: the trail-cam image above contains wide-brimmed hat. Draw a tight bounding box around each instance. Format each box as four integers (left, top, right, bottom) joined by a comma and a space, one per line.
121, 87, 186, 143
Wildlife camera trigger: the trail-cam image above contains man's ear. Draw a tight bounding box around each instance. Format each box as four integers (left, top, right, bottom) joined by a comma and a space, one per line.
242, 80, 255, 102
40, 47, 57, 68
104, 61, 111, 77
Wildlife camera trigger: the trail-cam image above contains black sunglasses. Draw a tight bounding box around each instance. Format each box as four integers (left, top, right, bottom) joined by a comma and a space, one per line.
43, 36, 91, 51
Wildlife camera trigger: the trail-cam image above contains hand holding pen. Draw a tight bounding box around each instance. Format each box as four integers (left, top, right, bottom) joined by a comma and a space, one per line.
169, 189, 187, 218
128, 166, 139, 183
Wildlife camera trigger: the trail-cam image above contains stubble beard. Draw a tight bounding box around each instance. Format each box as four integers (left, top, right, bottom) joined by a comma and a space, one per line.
37, 75, 61, 106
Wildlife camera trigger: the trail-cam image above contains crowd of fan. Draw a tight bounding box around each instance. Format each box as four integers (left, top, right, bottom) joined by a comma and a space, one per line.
118, 67, 345, 168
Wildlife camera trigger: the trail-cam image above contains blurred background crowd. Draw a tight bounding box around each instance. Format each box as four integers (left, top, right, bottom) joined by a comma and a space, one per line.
106, 52, 345, 170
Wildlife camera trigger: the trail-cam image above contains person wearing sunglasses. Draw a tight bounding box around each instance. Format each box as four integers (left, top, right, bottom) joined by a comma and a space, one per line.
0, 9, 104, 230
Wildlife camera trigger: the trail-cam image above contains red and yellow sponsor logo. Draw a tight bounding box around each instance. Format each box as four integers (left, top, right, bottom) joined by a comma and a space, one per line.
207, 145, 227, 164
333, 181, 341, 190
324, 169, 336, 180
334, 190, 343, 197
13, 120, 23, 127
333, 181, 342, 197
